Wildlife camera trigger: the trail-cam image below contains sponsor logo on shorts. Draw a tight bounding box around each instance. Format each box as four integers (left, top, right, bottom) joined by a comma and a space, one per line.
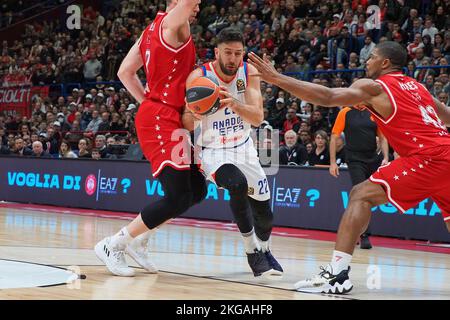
248, 187, 254, 195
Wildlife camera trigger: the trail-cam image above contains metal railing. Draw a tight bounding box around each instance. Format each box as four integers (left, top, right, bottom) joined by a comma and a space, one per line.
283, 65, 450, 84
4, 65, 449, 100
285, 68, 366, 81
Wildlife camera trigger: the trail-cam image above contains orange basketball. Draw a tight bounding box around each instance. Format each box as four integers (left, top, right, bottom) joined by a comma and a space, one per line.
186, 77, 221, 115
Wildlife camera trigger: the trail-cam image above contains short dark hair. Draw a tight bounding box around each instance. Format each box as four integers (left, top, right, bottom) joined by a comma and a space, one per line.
375, 41, 407, 69
216, 27, 244, 46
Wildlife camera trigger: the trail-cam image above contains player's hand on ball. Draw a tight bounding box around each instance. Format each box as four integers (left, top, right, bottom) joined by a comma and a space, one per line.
181, 105, 201, 132
219, 86, 241, 111
191, 111, 203, 120
183, 98, 203, 120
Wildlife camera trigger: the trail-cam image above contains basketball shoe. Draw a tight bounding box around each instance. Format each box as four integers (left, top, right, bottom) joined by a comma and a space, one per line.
95, 237, 135, 277
126, 232, 158, 273
257, 237, 283, 276
247, 249, 282, 278
264, 251, 283, 275
294, 265, 353, 294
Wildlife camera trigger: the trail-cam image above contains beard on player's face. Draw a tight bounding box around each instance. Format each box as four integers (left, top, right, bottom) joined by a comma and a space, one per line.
218, 56, 239, 76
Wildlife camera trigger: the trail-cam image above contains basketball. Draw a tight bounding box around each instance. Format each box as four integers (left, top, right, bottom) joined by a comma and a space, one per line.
186, 77, 221, 115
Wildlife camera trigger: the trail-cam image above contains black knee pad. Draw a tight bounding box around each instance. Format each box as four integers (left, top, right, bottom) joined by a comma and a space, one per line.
215, 164, 248, 197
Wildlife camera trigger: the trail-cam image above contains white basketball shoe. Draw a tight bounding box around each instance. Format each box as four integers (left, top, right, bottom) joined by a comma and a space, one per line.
94, 236, 135, 277
126, 232, 158, 273
294, 265, 353, 294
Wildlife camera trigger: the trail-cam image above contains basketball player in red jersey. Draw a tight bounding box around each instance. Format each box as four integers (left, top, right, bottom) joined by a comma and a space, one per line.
249, 41, 450, 294
95, 0, 206, 277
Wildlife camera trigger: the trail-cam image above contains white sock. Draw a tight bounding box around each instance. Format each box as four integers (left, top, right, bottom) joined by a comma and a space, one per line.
328, 250, 352, 274
242, 228, 261, 254
257, 236, 271, 253
110, 227, 133, 249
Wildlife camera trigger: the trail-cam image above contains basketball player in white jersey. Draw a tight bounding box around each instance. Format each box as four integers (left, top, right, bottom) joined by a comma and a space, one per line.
184, 28, 283, 278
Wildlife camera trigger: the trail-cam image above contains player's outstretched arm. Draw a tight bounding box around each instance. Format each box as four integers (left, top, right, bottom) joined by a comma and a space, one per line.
434, 98, 450, 126
248, 52, 381, 107
117, 35, 146, 104
219, 64, 264, 127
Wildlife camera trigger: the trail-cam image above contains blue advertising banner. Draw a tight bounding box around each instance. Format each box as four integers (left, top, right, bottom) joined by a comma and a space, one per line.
0, 157, 449, 242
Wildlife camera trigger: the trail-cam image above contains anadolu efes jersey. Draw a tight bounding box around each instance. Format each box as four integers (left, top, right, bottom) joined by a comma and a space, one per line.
197, 61, 251, 149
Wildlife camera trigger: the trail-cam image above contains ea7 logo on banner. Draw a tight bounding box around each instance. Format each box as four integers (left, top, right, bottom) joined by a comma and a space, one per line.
99, 177, 119, 195
274, 187, 301, 208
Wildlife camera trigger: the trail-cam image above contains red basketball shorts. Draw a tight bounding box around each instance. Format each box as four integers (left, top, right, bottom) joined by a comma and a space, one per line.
135, 100, 191, 177
369, 146, 450, 221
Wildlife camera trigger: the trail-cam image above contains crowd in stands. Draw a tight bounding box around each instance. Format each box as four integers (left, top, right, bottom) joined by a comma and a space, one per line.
0, 89, 138, 159
0, 0, 449, 165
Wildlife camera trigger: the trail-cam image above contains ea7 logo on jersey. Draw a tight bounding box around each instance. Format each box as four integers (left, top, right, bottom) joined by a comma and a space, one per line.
236, 79, 246, 93
399, 81, 418, 91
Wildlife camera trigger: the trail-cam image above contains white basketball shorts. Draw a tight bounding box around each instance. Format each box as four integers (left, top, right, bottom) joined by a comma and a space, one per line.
199, 138, 270, 201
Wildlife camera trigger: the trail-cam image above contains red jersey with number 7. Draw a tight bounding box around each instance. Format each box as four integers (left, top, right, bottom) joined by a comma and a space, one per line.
138, 11, 196, 112
369, 72, 450, 157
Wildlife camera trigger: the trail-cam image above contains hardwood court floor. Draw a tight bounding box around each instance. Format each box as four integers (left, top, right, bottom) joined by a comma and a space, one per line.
0, 203, 449, 300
